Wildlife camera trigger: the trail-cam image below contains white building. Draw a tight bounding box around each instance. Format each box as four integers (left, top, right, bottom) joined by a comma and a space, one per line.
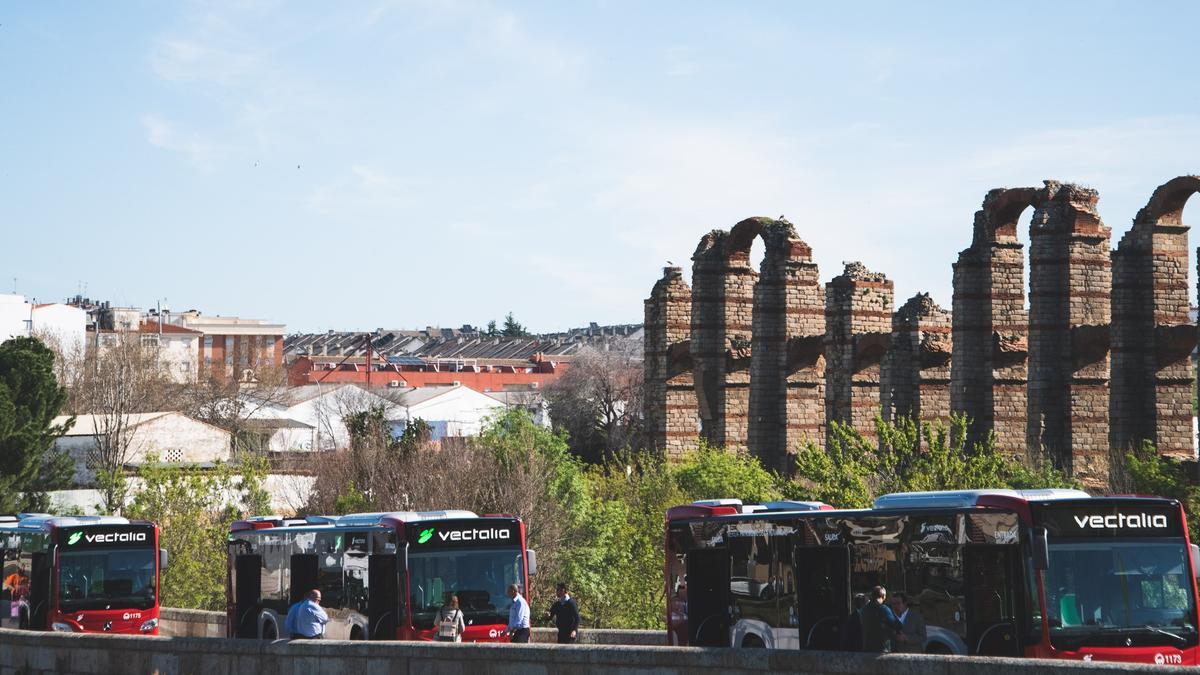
51, 412, 233, 486
393, 385, 507, 439
0, 294, 87, 355
244, 383, 507, 450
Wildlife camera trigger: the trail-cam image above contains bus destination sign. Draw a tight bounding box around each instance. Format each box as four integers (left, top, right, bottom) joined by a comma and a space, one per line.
1037, 503, 1183, 538
58, 525, 155, 549
408, 520, 519, 548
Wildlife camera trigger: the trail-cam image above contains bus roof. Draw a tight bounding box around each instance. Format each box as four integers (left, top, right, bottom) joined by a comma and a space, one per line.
230, 509, 491, 533
0, 514, 140, 531
666, 499, 831, 520
872, 489, 1091, 510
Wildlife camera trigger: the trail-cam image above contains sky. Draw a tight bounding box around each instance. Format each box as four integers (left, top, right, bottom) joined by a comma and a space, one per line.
3, 2, 1200, 334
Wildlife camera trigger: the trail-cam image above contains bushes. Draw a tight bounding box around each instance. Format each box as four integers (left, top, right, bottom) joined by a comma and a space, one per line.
787, 414, 1076, 507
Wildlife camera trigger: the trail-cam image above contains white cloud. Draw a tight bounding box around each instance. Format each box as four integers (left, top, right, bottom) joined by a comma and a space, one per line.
141, 114, 222, 168
308, 166, 421, 220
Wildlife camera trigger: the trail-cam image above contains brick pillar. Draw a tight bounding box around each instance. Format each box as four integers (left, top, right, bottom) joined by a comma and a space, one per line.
691, 230, 729, 447
886, 293, 952, 430
1112, 176, 1200, 460
1028, 182, 1112, 486
748, 219, 824, 473
825, 262, 893, 445
951, 188, 1034, 453
645, 266, 699, 458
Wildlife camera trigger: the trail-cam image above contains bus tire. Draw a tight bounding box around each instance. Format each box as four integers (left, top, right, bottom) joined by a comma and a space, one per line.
925, 642, 951, 655
260, 614, 279, 641
350, 625, 365, 641
741, 634, 766, 648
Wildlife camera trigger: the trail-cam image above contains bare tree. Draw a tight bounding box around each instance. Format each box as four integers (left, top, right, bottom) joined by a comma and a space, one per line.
546, 343, 644, 463
58, 332, 179, 512
178, 362, 293, 455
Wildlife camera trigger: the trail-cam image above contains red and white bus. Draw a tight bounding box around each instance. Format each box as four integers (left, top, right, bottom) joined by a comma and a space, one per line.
0, 514, 164, 635
666, 490, 1200, 665
227, 510, 535, 641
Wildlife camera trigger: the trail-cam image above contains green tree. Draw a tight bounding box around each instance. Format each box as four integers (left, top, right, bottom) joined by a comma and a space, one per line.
672, 440, 780, 503
1125, 441, 1200, 543
501, 312, 529, 338
787, 414, 1076, 507
125, 455, 270, 609
0, 337, 74, 512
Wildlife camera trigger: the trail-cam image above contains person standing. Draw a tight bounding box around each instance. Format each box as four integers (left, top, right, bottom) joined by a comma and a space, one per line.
285, 589, 329, 640
436, 593, 466, 642
505, 583, 531, 643
860, 586, 903, 652
891, 592, 926, 653
546, 582, 580, 644
842, 592, 868, 651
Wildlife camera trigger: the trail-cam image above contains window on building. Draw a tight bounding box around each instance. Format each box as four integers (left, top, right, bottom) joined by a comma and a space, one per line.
203, 336, 213, 365
140, 334, 160, 348
225, 336, 234, 368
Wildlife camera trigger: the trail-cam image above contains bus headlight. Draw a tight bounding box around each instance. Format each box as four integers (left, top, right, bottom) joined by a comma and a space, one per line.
140, 618, 159, 633
51, 622, 77, 632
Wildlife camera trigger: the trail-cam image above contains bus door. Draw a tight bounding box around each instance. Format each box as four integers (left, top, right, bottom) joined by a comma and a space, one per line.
290, 554, 319, 604
233, 554, 262, 638
367, 553, 398, 639
686, 548, 731, 646
29, 552, 50, 630
795, 545, 850, 649
963, 544, 1020, 656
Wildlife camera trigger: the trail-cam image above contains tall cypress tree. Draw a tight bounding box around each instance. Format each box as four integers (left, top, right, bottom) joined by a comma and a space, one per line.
0, 337, 74, 512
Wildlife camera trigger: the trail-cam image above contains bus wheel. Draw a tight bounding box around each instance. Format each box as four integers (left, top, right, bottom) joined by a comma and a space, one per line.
350, 626, 365, 641
741, 634, 765, 648
261, 621, 278, 640
924, 642, 951, 655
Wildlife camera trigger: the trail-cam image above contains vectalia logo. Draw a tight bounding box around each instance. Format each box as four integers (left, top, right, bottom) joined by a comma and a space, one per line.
80, 532, 148, 544
438, 528, 511, 542
67, 531, 83, 545
1073, 513, 1168, 529
417, 528, 435, 544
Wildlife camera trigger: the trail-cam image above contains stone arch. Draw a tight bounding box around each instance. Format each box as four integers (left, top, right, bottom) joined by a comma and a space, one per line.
1111, 175, 1200, 460
687, 217, 824, 466
952, 187, 1038, 452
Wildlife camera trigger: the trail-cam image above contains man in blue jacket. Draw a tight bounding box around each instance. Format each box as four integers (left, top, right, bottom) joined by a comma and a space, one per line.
860, 586, 904, 652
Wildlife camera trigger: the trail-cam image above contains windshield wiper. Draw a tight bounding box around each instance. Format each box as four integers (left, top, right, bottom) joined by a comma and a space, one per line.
1143, 625, 1188, 645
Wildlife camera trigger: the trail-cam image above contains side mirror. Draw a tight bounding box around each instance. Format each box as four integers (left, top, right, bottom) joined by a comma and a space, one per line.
1031, 527, 1049, 570
159, 548, 169, 571
1190, 544, 1199, 580
527, 549, 537, 577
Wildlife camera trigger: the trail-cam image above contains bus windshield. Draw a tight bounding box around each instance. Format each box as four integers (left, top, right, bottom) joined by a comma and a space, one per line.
59, 548, 156, 611
408, 548, 524, 629
1044, 539, 1196, 649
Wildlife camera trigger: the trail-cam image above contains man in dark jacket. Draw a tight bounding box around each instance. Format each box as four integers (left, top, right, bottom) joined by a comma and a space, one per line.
860, 586, 904, 652
546, 582, 581, 644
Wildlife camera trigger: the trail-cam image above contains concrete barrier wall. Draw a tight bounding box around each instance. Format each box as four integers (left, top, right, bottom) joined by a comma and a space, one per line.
158, 607, 664, 645
0, 628, 1172, 675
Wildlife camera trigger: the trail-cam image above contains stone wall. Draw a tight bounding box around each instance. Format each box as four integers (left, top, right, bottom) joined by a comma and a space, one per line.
644, 266, 699, 458
825, 263, 894, 445
885, 293, 952, 431
0, 627, 1173, 675
643, 177, 1200, 486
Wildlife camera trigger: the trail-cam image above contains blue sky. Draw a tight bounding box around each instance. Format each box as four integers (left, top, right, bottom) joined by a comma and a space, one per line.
3, 1, 1200, 333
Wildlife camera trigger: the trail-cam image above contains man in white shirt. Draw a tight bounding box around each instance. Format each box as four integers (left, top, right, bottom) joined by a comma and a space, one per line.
505, 583, 531, 643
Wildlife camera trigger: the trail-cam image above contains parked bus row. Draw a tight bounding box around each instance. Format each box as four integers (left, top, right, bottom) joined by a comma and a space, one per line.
665, 489, 1200, 665
5, 488, 1199, 666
